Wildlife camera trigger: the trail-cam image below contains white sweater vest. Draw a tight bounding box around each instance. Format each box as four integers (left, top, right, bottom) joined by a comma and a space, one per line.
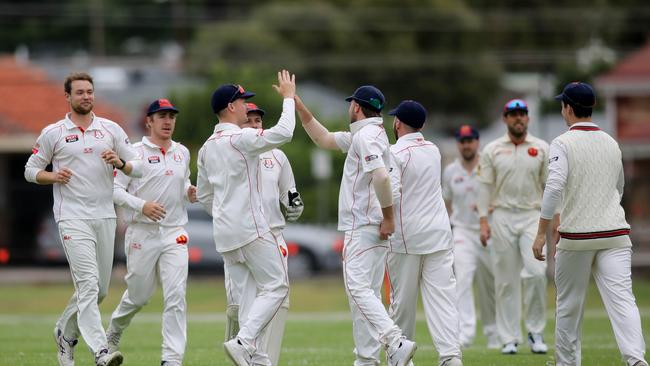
557, 129, 629, 239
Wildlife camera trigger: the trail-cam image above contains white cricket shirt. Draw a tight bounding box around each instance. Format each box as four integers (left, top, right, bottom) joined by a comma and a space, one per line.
196, 98, 295, 252
333, 117, 391, 232
25, 113, 141, 222
477, 133, 549, 216
113, 136, 191, 227
389, 132, 452, 254
442, 159, 480, 231
259, 149, 296, 230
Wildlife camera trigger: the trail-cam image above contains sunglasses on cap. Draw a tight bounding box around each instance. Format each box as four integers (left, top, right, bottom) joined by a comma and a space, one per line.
503, 99, 528, 114
228, 85, 246, 103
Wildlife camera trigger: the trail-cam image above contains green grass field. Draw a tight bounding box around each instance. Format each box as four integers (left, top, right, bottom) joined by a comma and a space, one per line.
1, 274, 650, 365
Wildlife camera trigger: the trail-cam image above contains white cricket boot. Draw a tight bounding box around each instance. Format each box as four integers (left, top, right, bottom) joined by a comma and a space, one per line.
224, 338, 252, 366
527, 332, 548, 354
54, 327, 78, 366
106, 329, 121, 353
501, 342, 518, 354
386, 338, 417, 366
95, 348, 123, 366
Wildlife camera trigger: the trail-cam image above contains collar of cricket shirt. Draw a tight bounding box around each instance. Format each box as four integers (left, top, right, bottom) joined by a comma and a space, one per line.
142, 136, 177, 153
213, 122, 241, 133
569, 121, 599, 131
349, 117, 384, 135
63, 112, 100, 131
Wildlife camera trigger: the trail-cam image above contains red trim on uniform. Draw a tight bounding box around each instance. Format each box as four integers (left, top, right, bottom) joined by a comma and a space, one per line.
559, 228, 630, 240
398, 150, 412, 254
569, 126, 600, 131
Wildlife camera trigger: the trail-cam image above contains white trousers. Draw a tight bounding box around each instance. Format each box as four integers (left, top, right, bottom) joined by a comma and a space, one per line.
555, 247, 647, 366
343, 225, 402, 366
222, 231, 289, 364
56, 218, 116, 354
387, 248, 462, 361
452, 227, 496, 345
491, 208, 547, 344
109, 223, 189, 363
224, 229, 290, 366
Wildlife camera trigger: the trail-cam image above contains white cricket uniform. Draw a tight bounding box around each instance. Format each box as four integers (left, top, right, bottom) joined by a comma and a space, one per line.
332, 117, 403, 366
224, 148, 296, 366
24, 113, 141, 354
386, 132, 461, 363
108, 137, 192, 364
196, 98, 294, 363
541, 122, 646, 366
477, 133, 548, 345
442, 159, 497, 347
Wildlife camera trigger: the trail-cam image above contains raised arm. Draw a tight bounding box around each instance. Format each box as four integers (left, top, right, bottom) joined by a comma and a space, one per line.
294, 95, 340, 150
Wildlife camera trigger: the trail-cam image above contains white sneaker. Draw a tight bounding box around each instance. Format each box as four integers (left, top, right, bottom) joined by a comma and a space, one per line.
53, 327, 77, 366
440, 356, 463, 366
95, 349, 123, 366
387, 338, 417, 366
527, 332, 548, 354
501, 342, 518, 354
106, 330, 121, 353
223, 338, 252, 366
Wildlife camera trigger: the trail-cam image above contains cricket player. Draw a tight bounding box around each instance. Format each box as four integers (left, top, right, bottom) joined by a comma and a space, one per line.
477, 99, 549, 354
294, 87, 417, 366
441, 125, 498, 349
532, 82, 648, 366
196, 70, 295, 366
24, 72, 142, 366
223, 102, 305, 366
386, 100, 462, 366
105, 99, 197, 366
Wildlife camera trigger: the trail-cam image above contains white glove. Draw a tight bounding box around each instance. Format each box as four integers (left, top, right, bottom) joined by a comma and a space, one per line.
284, 189, 304, 222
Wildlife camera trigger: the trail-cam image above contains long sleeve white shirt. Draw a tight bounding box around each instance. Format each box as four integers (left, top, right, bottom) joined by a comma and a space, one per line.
196, 98, 295, 252
332, 117, 392, 231
442, 159, 481, 231
389, 132, 452, 254
113, 137, 191, 227
259, 149, 296, 230
24, 113, 142, 222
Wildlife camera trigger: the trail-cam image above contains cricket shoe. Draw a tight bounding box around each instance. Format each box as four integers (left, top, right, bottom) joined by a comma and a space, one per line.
528, 332, 548, 354
501, 342, 518, 354
95, 348, 123, 366
386, 338, 417, 366
439, 356, 463, 366
223, 338, 252, 366
54, 327, 78, 366
106, 329, 121, 353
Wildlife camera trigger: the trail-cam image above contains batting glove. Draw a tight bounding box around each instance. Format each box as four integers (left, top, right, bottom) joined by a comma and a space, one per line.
285, 189, 304, 222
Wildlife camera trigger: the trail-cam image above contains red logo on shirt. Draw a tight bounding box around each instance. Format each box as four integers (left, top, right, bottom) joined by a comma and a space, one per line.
83, 147, 93, 154
148, 156, 160, 164
130, 242, 142, 250
176, 235, 188, 245
280, 245, 287, 257
365, 154, 379, 162
164, 169, 174, 176
263, 158, 274, 169
93, 130, 104, 139
173, 153, 182, 162
32, 143, 40, 154
528, 147, 538, 157
63, 235, 72, 241
65, 135, 79, 143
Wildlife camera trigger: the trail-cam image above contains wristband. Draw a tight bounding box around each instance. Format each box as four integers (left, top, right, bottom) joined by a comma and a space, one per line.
116, 158, 127, 170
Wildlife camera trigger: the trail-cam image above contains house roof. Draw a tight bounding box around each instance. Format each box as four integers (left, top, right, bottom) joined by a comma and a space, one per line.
597, 42, 650, 87
0, 56, 126, 139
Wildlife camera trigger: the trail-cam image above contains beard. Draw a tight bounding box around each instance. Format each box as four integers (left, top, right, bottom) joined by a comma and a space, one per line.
507, 122, 526, 138
71, 102, 93, 115
461, 150, 476, 161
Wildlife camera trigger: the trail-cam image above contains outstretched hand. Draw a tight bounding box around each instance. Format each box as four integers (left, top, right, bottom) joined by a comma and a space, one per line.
272, 70, 296, 99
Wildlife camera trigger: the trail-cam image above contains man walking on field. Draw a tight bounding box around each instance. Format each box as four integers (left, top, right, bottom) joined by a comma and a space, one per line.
532, 82, 647, 366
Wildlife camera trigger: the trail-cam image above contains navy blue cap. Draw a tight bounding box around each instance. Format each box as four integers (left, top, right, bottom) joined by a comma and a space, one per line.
503, 99, 528, 115
211, 84, 255, 114
388, 100, 427, 129
455, 125, 480, 141
246, 102, 265, 117
147, 98, 179, 115
345, 85, 385, 112
554, 82, 596, 108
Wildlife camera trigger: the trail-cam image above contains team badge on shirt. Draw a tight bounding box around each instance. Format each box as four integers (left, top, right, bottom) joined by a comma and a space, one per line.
148, 156, 161, 164
93, 130, 104, 139
528, 147, 538, 157
173, 153, 182, 162
176, 235, 188, 245
365, 154, 378, 162
65, 135, 79, 143
32, 143, 40, 154
263, 158, 274, 169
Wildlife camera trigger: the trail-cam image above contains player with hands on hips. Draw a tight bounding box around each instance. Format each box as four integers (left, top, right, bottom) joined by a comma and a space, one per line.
222, 102, 304, 366
532, 82, 647, 366
442, 125, 498, 350
105, 99, 196, 366
24, 72, 143, 366
386, 100, 463, 366
476, 99, 552, 355
295, 87, 417, 366
197, 70, 296, 366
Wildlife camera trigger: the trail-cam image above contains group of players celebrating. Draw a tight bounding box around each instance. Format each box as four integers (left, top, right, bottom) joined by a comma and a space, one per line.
26, 69, 647, 366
